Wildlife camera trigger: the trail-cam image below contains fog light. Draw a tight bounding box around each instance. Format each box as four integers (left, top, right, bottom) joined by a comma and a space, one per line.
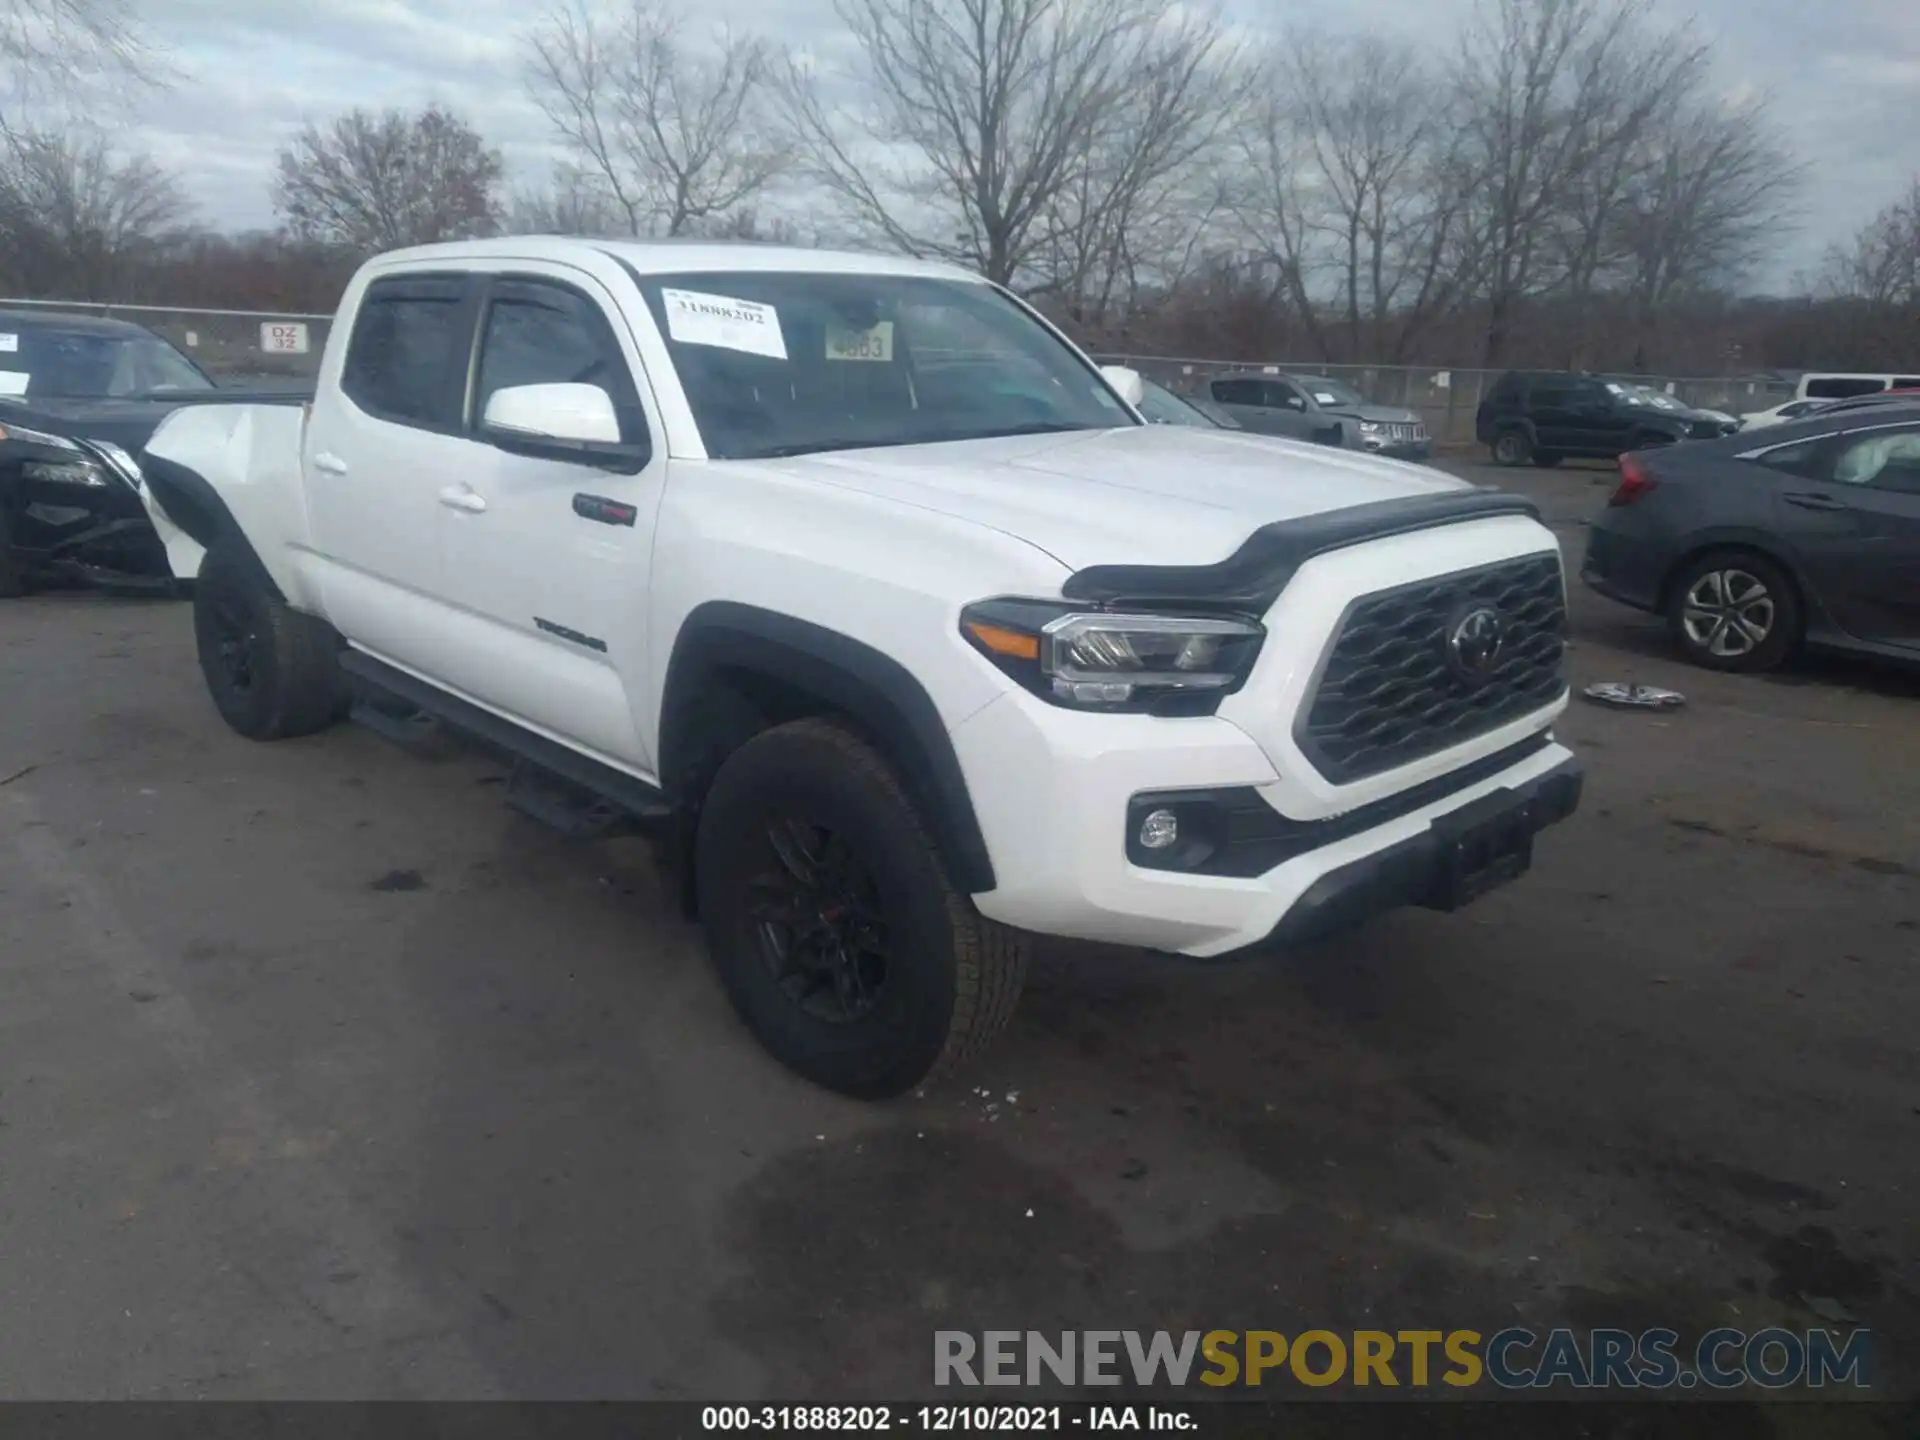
1138, 808, 1179, 850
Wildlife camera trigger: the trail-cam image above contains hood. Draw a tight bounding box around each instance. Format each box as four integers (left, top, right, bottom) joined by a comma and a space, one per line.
722, 425, 1473, 570
1346, 403, 1421, 424
0, 387, 312, 452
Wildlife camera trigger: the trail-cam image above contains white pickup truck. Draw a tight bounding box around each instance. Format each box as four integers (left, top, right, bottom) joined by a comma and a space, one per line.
138, 237, 1582, 1098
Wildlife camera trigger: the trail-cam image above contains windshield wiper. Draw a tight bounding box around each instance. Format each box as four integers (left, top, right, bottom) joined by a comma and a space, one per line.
744, 420, 1097, 460
749, 436, 912, 459
922, 420, 1098, 444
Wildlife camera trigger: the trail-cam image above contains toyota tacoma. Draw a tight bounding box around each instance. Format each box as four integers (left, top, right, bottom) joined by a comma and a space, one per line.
137, 238, 1583, 1098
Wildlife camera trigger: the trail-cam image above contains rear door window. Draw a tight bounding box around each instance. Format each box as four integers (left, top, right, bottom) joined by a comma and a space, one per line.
1212, 379, 1260, 405
340, 276, 474, 430
1832, 426, 1920, 490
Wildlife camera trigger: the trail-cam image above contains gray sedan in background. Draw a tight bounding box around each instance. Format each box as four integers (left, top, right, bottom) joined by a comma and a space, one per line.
1204, 371, 1432, 460
1582, 402, 1920, 672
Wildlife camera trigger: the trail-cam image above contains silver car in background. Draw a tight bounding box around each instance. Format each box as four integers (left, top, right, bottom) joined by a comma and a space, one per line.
1202, 371, 1432, 460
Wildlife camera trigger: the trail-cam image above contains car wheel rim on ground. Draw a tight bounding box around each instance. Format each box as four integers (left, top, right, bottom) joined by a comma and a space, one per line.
1681, 569, 1775, 658
749, 813, 890, 1025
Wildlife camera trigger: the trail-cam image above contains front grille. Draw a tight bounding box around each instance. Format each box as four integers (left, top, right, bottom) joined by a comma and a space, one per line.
1380, 421, 1426, 441
1687, 420, 1724, 440
1297, 553, 1567, 784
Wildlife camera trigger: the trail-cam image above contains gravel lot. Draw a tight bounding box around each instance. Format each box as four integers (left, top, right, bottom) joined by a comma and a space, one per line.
1, 459, 1914, 1405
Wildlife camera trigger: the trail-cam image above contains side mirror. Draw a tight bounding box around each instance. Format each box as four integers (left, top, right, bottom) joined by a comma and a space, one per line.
1284, 396, 1307, 411
1100, 365, 1147, 408
481, 382, 648, 471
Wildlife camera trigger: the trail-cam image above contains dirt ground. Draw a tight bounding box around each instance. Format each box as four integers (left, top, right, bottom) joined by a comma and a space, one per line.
0, 459, 1914, 1414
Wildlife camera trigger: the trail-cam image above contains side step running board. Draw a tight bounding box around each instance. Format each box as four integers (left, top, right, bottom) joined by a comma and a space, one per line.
349, 696, 447, 752
340, 650, 672, 836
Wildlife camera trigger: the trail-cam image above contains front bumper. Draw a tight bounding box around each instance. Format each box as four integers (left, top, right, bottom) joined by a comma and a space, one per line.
954, 689, 1581, 959
1360, 437, 1434, 462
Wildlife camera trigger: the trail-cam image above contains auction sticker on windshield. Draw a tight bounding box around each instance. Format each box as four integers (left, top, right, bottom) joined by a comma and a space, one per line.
826, 321, 894, 363
662, 288, 788, 360
0, 333, 17, 352
0, 371, 28, 396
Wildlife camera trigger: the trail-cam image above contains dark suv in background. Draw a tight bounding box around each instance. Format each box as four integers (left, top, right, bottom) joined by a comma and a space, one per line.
1477, 371, 1722, 467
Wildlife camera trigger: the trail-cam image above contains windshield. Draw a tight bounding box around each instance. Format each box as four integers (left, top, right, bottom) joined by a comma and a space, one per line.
1301, 377, 1365, 407
0, 324, 213, 399
635, 272, 1132, 459
1606, 382, 1681, 410
1136, 378, 1217, 428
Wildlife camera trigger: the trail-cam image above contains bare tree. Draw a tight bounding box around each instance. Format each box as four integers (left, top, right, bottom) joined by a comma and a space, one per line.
1821, 176, 1920, 308
1027, 7, 1245, 325
1284, 33, 1467, 361
1612, 95, 1800, 364
525, 0, 788, 238
1, 0, 159, 137
778, 0, 1197, 286
272, 104, 503, 252
0, 126, 190, 295
1224, 72, 1334, 358
505, 161, 630, 236
1450, 0, 1703, 364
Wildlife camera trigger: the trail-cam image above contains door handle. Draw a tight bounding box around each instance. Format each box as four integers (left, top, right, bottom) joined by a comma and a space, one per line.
312, 452, 349, 476
1783, 492, 1848, 512
437, 486, 488, 514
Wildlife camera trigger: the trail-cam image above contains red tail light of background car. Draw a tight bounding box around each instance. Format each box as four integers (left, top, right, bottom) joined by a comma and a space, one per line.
1609, 452, 1658, 506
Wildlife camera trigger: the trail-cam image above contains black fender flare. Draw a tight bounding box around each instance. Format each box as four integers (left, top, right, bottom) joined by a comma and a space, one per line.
139, 453, 281, 597
659, 601, 997, 895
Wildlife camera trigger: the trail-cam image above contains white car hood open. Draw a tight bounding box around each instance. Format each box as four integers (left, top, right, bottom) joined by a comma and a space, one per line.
722, 425, 1471, 571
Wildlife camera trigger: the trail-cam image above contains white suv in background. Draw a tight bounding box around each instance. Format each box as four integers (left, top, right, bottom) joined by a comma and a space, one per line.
136, 237, 1583, 1098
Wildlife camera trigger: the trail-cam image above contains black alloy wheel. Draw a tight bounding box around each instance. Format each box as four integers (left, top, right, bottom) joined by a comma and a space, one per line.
749, 813, 891, 1025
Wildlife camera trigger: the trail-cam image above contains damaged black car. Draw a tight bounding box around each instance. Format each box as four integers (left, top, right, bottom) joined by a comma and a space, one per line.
0, 309, 306, 598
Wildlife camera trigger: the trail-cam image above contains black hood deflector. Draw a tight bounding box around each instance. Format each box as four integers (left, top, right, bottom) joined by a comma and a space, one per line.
1059, 489, 1543, 612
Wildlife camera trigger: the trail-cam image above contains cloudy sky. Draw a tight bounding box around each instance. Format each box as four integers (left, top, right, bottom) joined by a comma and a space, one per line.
125, 0, 1920, 290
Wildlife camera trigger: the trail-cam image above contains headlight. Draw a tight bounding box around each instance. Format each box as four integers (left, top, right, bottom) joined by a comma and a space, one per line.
22, 459, 111, 488
1358, 420, 1387, 435
960, 599, 1265, 713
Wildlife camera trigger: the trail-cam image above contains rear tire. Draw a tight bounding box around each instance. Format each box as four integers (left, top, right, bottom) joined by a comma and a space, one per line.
193, 540, 346, 739
695, 717, 1030, 1099
0, 508, 28, 599
1492, 428, 1532, 466
1665, 549, 1801, 673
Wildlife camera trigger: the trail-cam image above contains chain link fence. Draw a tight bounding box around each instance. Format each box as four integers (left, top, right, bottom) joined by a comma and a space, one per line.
0, 297, 332, 385
1101, 356, 1798, 447
4, 298, 1799, 445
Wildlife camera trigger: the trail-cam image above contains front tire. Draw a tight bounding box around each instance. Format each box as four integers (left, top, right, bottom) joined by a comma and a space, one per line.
1492, 428, 1532, 466
695, 718, 1030, 1099
1666, 550, 1801, 673
193, 541, 346, 739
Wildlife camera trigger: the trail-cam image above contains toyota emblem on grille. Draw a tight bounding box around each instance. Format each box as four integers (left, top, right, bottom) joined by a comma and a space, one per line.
1446, 605, 1506, 682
